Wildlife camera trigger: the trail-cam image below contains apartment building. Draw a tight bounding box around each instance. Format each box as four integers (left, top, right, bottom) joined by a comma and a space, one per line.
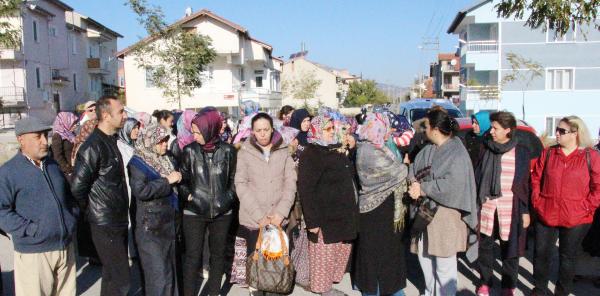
431, 53, 460, 102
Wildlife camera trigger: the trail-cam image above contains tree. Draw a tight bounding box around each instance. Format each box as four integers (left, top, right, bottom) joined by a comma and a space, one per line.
281, 70, 322, 108
496, 0, 599, 37
0, 0, 22, 50
501, 52, 543, 121
343, 80, 390, 107
125, 0, 216, 109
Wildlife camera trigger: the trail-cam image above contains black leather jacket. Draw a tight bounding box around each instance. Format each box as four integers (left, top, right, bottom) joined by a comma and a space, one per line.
71, 128, 129, 226
179, 141, 236, 218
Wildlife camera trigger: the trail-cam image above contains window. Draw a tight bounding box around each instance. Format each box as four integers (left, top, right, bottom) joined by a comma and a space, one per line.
73, 73, 77, 91
547, 24, 576, 43
546, 69, 574, 90
255, 76, 263, 88
239, 67, 245, 83
119, 77, 125, 87
48, 26, 56, 37
51, 69, 59, 79
71, 36, 78, 54
208, 66, 214, 80
35, 67, 41, 88
254, 70, 264, 75
33, 20, 38, 42
545, 116, 564, 135
145, 67, 156, 88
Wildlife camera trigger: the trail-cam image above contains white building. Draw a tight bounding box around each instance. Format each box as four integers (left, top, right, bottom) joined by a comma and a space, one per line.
282, 54, 360, 109
117, 9, 283, 115
0, 0, 121, 125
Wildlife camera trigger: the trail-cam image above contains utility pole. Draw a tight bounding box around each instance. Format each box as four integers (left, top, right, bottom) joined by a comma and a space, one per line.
417, 37, 439, 98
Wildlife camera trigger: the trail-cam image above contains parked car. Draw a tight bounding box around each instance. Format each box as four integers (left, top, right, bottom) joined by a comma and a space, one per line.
393, 98, 463, 124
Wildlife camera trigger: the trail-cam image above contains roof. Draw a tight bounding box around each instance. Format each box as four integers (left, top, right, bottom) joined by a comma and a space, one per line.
438, 53, 457, 60
82, 15, 123, 38
47, 0, 73, 11
447, 0, 492, 34
117, 9, 271, 57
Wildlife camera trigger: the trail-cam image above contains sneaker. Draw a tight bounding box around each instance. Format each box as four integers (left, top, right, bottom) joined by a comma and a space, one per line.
476, 285, 490, 296
501, 288, 516, 296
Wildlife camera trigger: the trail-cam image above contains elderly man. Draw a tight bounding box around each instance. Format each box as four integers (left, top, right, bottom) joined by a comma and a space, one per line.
71, 95, 129, 296
0, 117, 78, 296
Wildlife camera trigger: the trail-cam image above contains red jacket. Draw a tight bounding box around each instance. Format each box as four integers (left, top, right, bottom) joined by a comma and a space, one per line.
532, 147, 600, 227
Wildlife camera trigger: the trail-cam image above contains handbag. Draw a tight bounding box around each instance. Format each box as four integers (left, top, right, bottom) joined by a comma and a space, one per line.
408, 165, 438, 238
246, 225, 295, 294
290, 226, 310, 287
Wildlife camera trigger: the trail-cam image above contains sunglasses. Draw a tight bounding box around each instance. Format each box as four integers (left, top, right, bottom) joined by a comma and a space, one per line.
556, 127, 575, 135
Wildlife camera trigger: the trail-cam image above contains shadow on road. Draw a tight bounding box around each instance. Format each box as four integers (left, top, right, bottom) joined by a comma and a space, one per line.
1, 270, 14, 296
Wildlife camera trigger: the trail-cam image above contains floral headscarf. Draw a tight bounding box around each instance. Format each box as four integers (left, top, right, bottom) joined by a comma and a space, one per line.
241, 100, 259, 116
135, 125, 175, 177
307, 114, 338, 146
278, 126, 300, 145
52, 112, 78, 143
135, 112, 153, 129
233, 113, 256, 144
176, 110, 196, 150
358, 112, 390, 149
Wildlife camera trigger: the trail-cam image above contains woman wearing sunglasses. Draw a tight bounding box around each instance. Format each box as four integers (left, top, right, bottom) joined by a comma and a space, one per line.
531, 116, 600, 296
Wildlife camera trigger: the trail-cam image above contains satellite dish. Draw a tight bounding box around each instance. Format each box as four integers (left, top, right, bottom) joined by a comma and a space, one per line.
450, 59, 457, 66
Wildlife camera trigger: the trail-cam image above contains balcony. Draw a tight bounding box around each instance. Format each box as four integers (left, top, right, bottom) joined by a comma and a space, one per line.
51, 71, 70, 85
87, 58, 111, 75
443, 83, 459, 91
0, 87, 26, 107
441, 64, 458, 72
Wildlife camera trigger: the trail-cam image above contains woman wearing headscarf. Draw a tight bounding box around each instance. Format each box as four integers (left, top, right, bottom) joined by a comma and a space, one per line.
117, 118, 141, 167
171, 110, 196, 161
178, 107, 237, 296
128, 125, 182, 296
235, 112, 297, 295
354, 112, 408, 296
297, 114, 358, 296
464, 111, 491, 169
408, 107, 478, 296
51, 112, 79, 176
475, 112, 531, 296
289, 108, 311, 162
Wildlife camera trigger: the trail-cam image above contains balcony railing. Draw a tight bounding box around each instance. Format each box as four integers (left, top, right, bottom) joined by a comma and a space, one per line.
441, 65, 458, 72
466, 40, 498, 53
0, 87, 26, 106
443, 83, 459, 91
465, 85, 499, 100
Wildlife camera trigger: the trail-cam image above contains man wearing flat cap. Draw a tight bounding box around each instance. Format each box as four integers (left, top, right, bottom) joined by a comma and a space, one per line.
0, 116, 77, 296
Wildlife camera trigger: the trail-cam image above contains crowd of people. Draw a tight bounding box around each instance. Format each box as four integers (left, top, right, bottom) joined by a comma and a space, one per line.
0, 95, 599, 296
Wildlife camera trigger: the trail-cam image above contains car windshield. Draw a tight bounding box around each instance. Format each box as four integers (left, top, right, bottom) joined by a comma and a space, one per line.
410, 108, 461, 122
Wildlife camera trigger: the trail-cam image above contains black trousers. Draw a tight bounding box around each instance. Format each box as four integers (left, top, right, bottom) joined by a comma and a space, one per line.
136, 221, 178, 296
90, 224, 131, 296
478, 220, 519, 289
533, 221, 591, 296
182, 213, 232, 296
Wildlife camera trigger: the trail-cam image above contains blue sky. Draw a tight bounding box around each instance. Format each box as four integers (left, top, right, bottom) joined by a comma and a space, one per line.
70, 0, 474, 86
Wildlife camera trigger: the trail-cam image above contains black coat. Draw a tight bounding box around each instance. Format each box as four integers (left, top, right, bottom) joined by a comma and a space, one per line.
178, 141, 236, 218
298, 144, 358, 244
462, 131, 484, 169
71, 129, 129, 226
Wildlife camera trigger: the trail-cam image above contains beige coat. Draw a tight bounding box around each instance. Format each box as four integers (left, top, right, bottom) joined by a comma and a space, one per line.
235, 139, 297, 229
411, 206, 467, 257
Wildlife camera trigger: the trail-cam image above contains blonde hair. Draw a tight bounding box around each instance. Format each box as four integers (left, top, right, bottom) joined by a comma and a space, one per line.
560, 116, 594, 148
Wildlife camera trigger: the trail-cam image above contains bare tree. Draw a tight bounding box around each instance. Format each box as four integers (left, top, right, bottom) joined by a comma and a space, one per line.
501, 52, 543, 121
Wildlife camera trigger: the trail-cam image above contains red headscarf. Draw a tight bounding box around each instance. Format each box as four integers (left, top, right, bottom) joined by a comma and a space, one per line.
191, 107, 223, 152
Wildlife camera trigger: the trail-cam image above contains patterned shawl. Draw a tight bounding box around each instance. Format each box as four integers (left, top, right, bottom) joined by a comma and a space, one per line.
52, 112, 78, 143
358, 112, 390, 149
176, 110, 196, 150
135, 125, 175, 177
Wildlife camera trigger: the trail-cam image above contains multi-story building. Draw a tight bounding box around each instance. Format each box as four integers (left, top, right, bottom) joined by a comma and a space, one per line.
117, 9, 283, 115
0, 0, 121, 125
281, 54, 360, 109
448, 0, 600, 135
431, 53, 460, 102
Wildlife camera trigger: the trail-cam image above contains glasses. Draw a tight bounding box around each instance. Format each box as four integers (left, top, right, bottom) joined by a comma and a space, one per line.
556, 127, 575, 135
323, 126, 334, 132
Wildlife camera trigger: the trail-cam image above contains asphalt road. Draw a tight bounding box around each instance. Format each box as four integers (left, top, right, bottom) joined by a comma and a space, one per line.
1, 235, 599, 296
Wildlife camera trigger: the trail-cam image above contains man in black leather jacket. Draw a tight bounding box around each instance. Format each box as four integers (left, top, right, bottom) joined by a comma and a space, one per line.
71, 96, 129, 296
178, 107, 237, 296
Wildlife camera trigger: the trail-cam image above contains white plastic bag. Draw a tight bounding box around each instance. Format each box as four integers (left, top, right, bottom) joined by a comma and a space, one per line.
260, 224, 289, 260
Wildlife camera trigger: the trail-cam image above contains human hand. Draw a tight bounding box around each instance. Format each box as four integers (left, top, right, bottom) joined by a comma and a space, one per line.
258, 216, 271, 228
166, 171, 182, 184
269, 214, 284, 226
522, 214, 531, 228
408, 182, 421, 200
308, 227, 320, 234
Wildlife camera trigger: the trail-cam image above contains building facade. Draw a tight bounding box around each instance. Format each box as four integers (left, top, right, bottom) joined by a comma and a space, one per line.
431, 53, 460, 102
0, 0, 121, 125
281, 55, 360, 109
118, 9, 283, 115
448, 0, 600, 136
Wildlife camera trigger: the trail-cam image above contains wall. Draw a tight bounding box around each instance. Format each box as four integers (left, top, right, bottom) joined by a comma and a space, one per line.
281, 58, 338, 109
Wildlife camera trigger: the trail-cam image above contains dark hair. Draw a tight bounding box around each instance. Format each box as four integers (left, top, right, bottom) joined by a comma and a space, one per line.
96, 95, 119, 122
278, 105, 294, 120
251, 112, 273, 129
152, 109, 173, 122
426, 107, 458, 136
490, 111, 516, 138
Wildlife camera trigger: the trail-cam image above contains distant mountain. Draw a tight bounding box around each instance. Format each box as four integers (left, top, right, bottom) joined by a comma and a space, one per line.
376, 83, 410, 103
